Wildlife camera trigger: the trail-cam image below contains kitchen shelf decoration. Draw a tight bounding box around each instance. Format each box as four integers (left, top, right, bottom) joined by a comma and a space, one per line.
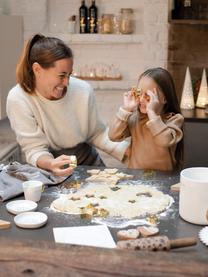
180, 67, 195, 110
196, 68, 208, 108
72, 63, 122, 81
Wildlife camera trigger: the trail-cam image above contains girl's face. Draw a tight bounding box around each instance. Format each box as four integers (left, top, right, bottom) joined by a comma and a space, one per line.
137, 75, 166, 114
33, 58, 73, 100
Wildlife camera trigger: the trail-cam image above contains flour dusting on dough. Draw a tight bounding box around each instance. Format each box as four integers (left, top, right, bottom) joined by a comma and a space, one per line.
51, 183, 171, 218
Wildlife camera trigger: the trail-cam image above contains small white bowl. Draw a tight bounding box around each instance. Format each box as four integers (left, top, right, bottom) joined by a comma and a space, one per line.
6, 200, 37, 215
14, 212, 48, 229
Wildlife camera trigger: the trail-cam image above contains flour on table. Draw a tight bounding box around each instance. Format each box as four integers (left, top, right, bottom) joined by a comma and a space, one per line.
51, 183, 171, 219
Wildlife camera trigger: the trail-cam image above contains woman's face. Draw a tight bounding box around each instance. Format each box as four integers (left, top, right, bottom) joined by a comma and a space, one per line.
34, 58, 73, 100
137, 75, 165, 114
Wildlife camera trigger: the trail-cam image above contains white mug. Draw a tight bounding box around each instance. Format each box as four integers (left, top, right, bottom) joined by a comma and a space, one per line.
179, 167, 208, 225
22, 180, 43, 202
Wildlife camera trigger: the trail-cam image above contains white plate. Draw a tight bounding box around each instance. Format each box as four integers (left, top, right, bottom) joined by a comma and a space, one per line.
6, 200, 37, 215
14, 212, 48, 229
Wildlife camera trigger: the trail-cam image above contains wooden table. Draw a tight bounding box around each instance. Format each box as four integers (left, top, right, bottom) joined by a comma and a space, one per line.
0, 166, 207, 276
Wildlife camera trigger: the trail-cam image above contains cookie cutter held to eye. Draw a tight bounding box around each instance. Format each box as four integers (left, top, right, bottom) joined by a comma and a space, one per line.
134, 88, 151, 102
131, 86, 142, 98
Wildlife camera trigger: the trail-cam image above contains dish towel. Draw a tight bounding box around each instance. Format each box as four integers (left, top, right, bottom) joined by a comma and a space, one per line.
0, 162, 66, 201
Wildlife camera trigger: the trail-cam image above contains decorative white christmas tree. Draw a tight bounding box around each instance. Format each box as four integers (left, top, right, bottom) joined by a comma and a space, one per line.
180, 67, 195, 110
196, 68, 208, 108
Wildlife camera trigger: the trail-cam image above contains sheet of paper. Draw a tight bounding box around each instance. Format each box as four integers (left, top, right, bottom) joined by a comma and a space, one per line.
53, 225, 116, 248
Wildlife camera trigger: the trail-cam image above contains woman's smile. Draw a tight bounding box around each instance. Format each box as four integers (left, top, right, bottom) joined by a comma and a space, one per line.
52, 86, 67, 99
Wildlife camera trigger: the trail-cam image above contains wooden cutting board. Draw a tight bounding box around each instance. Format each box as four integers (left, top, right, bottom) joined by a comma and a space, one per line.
0, 219, 11, 229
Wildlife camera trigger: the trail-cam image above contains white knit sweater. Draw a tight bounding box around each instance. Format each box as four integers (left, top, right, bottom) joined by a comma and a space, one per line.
7, 77, 128, 166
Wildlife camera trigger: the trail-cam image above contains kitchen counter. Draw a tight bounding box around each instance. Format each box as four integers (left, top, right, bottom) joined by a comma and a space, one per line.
182, 108, 208, 122
0, 166, 207, 276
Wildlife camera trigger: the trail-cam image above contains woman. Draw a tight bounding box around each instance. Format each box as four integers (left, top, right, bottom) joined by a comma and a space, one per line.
7, 33, 128, 176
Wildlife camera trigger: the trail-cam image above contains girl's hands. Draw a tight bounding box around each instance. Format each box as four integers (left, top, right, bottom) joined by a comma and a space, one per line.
123, 90, 140, 112
146, 88, 164, 119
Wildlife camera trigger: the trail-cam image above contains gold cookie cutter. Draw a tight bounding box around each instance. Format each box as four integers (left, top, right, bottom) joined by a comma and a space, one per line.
69, 155, 77, 168
131, 86, 142, 98
62, 155, 77, 169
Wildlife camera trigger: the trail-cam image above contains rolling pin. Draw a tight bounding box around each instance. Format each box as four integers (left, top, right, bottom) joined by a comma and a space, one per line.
117, 236, 197, 251
170, 183, 181, 192
0, 219, 11, 229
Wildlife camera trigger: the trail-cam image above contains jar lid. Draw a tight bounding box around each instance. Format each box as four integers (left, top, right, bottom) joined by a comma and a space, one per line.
102, 13, 114, 16
102, 14, 114, 17
120, 8, 133, 13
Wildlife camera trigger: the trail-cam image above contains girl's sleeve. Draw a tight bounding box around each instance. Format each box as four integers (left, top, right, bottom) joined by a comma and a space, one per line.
86, 89, 129, 161
108, 107, 132, 141
146, 113, 184, 147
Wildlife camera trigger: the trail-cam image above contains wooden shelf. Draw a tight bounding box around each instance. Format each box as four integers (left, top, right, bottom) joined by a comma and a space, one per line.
169, 19, 208, 25
45, 33, 144, 44
74, 76, 122, 81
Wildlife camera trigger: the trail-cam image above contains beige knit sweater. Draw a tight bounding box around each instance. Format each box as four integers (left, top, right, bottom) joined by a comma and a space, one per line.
108, 107, 184, 171
6, 78, 129, 167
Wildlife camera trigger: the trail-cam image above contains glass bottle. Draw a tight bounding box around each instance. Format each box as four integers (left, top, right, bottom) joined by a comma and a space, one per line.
182, 0, 193, 19
172, 0, 182, 19
79, 0, 88, 33
119, 8, 134, 34
89, 0, 98, 33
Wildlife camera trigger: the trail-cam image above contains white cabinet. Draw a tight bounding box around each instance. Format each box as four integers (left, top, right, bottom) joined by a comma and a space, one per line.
0, 15, 23, 119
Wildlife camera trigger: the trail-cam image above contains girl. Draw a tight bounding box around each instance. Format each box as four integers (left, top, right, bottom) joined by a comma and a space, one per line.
108, 67, 184, 171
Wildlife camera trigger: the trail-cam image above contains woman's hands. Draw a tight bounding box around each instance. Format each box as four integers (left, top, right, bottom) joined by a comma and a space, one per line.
123, 90, 140, 112
49, 155, 75, 176
37, 154, 75, 177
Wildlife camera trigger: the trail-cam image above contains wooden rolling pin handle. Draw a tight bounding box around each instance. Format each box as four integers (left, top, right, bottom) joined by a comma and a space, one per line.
0, 219, 11, 229
170, 237, 197, 249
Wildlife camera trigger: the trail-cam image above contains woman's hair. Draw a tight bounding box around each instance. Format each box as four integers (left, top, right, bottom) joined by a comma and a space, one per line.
139, 67, 184, 170
16, 33, 73, 93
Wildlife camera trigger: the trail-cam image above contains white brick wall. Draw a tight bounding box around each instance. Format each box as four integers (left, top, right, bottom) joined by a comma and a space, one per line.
7, 0, 48, 32
4, 0, 169, 90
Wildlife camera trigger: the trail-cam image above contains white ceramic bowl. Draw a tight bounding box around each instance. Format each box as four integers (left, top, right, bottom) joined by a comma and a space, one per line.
179, 167, 208, 225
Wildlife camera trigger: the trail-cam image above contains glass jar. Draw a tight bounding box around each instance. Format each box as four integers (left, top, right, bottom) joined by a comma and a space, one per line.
101, 14, 114, 34
119, 8, 134, 34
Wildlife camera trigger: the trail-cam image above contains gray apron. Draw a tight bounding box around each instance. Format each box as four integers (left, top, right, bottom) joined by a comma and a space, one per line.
50, 143, 105, 166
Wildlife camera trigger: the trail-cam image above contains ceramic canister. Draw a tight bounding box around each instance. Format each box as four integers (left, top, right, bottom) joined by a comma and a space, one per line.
22, 180, 43, 202
179, 167, 208, 225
